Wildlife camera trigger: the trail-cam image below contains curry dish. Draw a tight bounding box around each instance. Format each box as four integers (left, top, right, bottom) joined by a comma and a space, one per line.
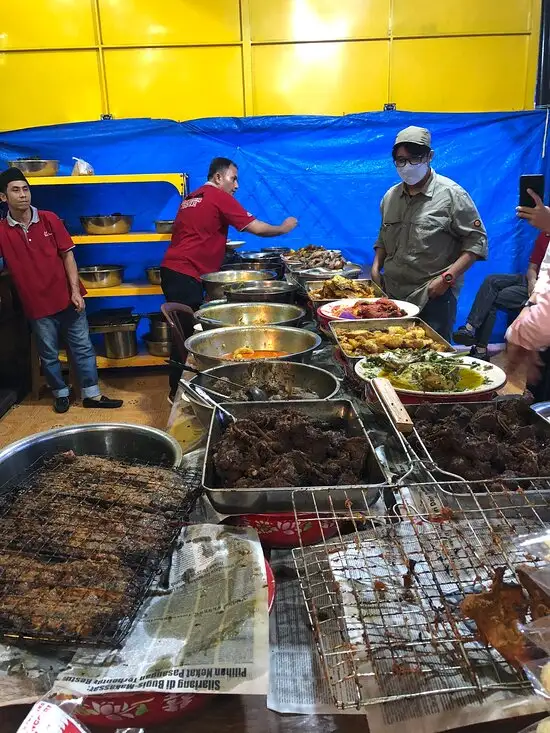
310, 275, 377, 300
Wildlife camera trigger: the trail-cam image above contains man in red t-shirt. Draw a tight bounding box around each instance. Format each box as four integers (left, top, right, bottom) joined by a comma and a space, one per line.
161, 156, 298, 397
452, 231, 550, 359
0, 167, 123, 413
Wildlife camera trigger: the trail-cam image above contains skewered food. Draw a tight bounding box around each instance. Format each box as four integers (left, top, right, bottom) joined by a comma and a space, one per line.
310, 276, 377, 300
0, 453, 196, 644
413, 400, 550, 480
213, 408, 369, 488
338, 325, 448, 357
356, 350, 489, 393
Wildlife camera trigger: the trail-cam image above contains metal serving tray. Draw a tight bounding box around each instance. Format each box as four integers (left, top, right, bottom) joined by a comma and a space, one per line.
404, 399, 550, 513
305, 279, 386, 308
202, 399, 387, 514
329, 317, 455, 362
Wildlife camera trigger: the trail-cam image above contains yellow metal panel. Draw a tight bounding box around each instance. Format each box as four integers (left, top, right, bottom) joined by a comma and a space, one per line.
249, 0, 390, 42
252, 41, 389, 115
0, 0, 96, 50
0, 51, 102, 131
392, 0, 532, 37
391, 36, 530, 112
104, 47, 244, 119
98, 0, 241, 45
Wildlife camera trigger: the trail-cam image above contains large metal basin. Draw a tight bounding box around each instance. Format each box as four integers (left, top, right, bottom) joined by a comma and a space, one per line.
225, 280, 297, 304
0, 424, 182, 489
184, 325, 322, 370
194, 302, 305, 330
201, 270, 276, 300
186, 360, 341, 427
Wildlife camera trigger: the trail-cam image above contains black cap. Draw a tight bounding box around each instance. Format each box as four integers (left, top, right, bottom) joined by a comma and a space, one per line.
0, 167, 29, 194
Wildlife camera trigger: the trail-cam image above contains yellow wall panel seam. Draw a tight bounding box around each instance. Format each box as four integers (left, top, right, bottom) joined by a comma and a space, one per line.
91, 0, 110, 117
240, 0, 254, 115
524, 0, 542, 108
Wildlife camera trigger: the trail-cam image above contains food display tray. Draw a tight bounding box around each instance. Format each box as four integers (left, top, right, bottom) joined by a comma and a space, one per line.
304, 279, 386, 308
202, 399, 387, 514
329, 317, 455, 363
403, 399, 550, 512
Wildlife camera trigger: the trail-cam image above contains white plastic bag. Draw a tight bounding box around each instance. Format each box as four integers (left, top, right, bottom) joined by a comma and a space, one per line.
71, 157, 94, 176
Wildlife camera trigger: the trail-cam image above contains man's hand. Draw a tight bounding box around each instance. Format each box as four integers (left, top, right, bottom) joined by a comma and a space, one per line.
527, 277, 536, 296
427, 276, 449, 299
71, 292, 85, 313
370, 266, 381, 286
280, 216, 298, 233
517, 189, 550, 232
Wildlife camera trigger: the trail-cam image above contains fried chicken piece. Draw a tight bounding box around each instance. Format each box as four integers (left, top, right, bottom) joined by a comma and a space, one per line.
461, 567, 529, 666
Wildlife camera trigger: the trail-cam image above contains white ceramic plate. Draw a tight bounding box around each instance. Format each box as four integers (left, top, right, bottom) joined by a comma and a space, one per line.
319, 297, 420, 320
354, 353, 507, 396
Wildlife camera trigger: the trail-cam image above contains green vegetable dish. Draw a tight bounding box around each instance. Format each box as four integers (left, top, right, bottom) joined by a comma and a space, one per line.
356, 349, 492, 393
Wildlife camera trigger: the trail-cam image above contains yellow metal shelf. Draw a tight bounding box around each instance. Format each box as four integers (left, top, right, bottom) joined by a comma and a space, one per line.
30, 173, 185, 194
84, 283, 162, 297
60, 350, 167, 369
73, 232, 171, 245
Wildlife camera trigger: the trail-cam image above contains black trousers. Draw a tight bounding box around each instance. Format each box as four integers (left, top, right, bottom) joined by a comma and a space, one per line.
418, 290, 457, 344
160, 267, 204, 392
465, 274, 527, 346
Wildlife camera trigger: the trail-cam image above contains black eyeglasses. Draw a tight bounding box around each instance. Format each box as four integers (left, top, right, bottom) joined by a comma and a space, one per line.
394, 156, 427, 168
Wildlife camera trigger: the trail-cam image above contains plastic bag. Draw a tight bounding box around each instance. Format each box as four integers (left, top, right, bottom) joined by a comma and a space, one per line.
166, 380, 205, 453
518, 716, 550, 733
17, 697, 144, 733
71, 157, 94, 176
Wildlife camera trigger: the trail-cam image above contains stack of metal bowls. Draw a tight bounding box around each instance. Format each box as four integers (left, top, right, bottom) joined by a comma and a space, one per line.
144, 313, 172, 357
226, 251, 285, 279
194, 302, 305, 331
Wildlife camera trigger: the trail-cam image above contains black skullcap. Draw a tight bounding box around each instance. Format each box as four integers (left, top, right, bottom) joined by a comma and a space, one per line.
0, 167, 29, 194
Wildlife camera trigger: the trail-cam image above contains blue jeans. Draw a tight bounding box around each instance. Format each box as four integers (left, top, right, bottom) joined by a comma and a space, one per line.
31, 307, 100, 399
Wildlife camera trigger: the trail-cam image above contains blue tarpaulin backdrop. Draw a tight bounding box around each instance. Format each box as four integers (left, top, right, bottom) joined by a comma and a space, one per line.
1, 110, 549, 341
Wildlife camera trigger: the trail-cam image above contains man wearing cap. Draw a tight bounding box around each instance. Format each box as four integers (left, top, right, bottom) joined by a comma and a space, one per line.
0, 167, 123, 413
371, 126, 488, 342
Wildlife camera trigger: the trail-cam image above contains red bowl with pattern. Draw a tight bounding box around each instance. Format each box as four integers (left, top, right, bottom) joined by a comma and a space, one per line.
229, 512, 339, 549
74, 559, 275, 728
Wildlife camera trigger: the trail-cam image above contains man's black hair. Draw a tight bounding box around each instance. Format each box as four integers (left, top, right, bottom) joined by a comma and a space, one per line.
392, 142, 431, 159
207, 157, 237, 180
0, 167, 29, 194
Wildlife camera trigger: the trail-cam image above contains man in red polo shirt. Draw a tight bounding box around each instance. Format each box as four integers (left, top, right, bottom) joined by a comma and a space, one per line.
0, 167, 123, 413
161, 156, 298, 398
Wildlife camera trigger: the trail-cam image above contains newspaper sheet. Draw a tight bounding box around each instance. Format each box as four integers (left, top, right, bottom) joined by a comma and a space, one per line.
0, 524, 269, 708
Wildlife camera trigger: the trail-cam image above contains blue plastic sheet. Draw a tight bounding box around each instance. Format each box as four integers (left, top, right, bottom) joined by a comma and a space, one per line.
1, 110, 549, 339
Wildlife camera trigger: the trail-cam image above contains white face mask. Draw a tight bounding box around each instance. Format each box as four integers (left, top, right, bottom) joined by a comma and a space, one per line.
397, 161, 429, 186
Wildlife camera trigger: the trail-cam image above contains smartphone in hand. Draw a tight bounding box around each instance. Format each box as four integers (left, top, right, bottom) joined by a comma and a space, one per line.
519, 174, 545, 208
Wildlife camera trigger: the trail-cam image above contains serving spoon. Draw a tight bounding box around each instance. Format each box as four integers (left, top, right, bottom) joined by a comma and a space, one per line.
167, 359, 267, 401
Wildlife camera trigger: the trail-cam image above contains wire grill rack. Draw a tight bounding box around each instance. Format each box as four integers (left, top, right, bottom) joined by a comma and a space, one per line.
0, 453, 203, 648
291, 477, 550, 710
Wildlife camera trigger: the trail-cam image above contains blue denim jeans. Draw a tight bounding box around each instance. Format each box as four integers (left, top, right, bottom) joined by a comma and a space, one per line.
31, 307, 100, 399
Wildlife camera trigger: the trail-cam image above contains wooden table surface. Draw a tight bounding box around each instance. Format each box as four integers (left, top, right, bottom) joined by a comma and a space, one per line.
0, 695, 545, 733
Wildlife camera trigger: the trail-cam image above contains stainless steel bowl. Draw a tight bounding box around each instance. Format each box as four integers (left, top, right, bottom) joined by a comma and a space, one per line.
226, 240, 246, 251
154, 220, 174, 234
8, 159, 59, 177
221, 261, 283, 278
147, 313, 171, 341
145, 266, 161, 285
78, 265, 124, 288
194, 302, 305, 331
145, 338, 171, 357
201, 270, 276, 300
239, 251, 283, 263
262, 246, 291, 255
225, 281, 297, 304
184, 325, 322, 370
187, 360, 340, 427
80, 215, 134, 236
0, 424, 182, 486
